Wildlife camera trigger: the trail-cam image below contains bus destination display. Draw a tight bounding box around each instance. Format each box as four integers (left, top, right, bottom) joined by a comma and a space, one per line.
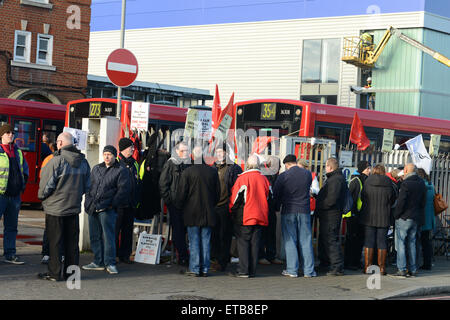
260, 103, 276, 120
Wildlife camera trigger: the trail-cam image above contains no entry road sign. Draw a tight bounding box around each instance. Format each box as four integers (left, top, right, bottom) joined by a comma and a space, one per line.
106, 48, 139, 87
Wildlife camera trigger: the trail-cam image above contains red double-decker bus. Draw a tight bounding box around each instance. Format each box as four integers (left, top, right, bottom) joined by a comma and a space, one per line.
0, 98, 191, 204
234, 99, 450, 154
0, 98, 66, 204
65, 98, 188, 136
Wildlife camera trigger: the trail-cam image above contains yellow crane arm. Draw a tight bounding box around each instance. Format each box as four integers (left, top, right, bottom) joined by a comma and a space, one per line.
390, 27, 450, 67
369, 26, 450, 67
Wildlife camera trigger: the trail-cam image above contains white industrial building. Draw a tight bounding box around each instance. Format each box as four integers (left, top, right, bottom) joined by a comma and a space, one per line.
88, 0, 450, 114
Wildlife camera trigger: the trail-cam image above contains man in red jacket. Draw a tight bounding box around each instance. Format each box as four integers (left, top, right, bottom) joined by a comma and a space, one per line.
229, 155, 270, 278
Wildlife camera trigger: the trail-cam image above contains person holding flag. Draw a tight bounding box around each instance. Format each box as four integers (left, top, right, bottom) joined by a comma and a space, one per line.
404, 135, 432, 175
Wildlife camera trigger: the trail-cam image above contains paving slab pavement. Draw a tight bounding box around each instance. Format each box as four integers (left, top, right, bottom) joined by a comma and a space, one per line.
1, 209, 449, 301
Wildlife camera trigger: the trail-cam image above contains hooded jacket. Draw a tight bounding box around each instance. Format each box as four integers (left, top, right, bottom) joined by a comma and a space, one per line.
229, 169, 270, 226
360, 174, 397, 228
38, 145, 90, 217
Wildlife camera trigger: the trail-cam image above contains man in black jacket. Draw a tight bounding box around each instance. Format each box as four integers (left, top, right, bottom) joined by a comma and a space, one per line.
115, 138, 140, 264
159, 141, 191, 265
176, 145, 221, 277
392, 163, 426, 278
316, 158, 346, 276
344, 160, 371, 270
210, 143, 242, 272
83, 145, 130, 275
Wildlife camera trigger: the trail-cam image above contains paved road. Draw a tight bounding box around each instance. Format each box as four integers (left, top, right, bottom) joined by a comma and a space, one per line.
1, 209, 450, 302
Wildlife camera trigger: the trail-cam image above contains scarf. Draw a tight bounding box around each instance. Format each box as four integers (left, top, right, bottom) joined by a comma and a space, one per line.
1, 144, 15, 158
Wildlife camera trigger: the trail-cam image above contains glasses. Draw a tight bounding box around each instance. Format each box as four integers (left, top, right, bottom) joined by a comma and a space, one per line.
4, 131, 14, 135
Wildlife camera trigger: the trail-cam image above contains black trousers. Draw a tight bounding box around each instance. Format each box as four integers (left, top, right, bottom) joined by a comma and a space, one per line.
168, 204, 189, 261
210, 205, 233, 269
344, 216, 364, 267
364, 225, 388, 249
236, 225, 262, 276
46, 214, 79, 280
258, 210, 277, 261
318, 212, 344, 272
115, 207, 135, 260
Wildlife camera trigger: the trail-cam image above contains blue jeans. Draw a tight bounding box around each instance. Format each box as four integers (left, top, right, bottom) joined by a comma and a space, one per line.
395, 219, 417, 272
0, 195, 21, 258
187, 226, 211, 274
281, 212, 316, 277
88, 209, 118, 267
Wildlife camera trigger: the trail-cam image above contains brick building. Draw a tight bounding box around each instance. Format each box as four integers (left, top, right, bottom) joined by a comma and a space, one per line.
0, 0, 91, 104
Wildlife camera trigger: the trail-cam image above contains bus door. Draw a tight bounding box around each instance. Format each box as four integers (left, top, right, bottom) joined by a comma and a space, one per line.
11, 118, 39, 201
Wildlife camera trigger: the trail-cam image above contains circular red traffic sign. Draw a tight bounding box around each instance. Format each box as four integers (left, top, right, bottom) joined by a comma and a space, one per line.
106, 48, 139, 87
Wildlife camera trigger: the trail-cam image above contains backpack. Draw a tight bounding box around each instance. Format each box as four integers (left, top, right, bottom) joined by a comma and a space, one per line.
342, 176, 362, 218
342, 184, 354, 217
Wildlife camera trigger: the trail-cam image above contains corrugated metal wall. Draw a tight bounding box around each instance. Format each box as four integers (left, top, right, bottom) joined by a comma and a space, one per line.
372, 27, 450, 119
420, 28, 450, 119
372, 28, 423, 115
89, 12, 425, 106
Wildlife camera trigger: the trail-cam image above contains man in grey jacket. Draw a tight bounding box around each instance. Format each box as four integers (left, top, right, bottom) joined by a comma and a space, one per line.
38, 132, 91, 281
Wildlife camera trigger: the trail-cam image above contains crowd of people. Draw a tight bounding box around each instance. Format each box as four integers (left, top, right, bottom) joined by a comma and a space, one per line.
0, 123, 438, 281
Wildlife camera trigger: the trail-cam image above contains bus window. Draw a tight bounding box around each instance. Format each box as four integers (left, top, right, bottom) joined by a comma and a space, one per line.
440, 139, 450, 153
317, 126, 342, 146
13, 119, 37, 152
0, 115, 7, 127
43, 119, 65, 145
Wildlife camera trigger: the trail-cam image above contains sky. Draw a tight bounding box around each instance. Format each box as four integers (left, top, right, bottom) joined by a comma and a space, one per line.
90, 0, 449, 31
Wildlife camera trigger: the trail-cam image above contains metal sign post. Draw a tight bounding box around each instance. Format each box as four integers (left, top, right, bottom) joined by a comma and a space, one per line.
117, 0, 127, 119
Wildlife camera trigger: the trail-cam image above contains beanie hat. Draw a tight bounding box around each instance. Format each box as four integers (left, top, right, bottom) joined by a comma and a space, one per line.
103, 145, 117, 157
357, 160, 371, 174
118, 138, 134, 152
0, 124, 14, 138
283, 154, 297, 164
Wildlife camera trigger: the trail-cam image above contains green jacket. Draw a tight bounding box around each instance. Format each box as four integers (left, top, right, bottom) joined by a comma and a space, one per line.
0, 144, 28, 196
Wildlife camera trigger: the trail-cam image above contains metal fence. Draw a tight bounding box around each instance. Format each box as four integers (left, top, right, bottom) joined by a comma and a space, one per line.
336, 146, 450, 257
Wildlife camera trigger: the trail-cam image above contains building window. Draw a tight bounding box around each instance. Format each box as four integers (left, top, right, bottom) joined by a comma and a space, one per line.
14, 30, 32, 63
301, 95, 337, 105
102, 89, 113, 98
302, 38, 340, 84
36, 34, 53, 65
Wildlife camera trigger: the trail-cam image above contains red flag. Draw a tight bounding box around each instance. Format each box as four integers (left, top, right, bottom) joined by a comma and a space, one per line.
251, 136, 279, 154
211, 84, 221, 130
349, 112, 370, 150
218, 92, 234, 122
